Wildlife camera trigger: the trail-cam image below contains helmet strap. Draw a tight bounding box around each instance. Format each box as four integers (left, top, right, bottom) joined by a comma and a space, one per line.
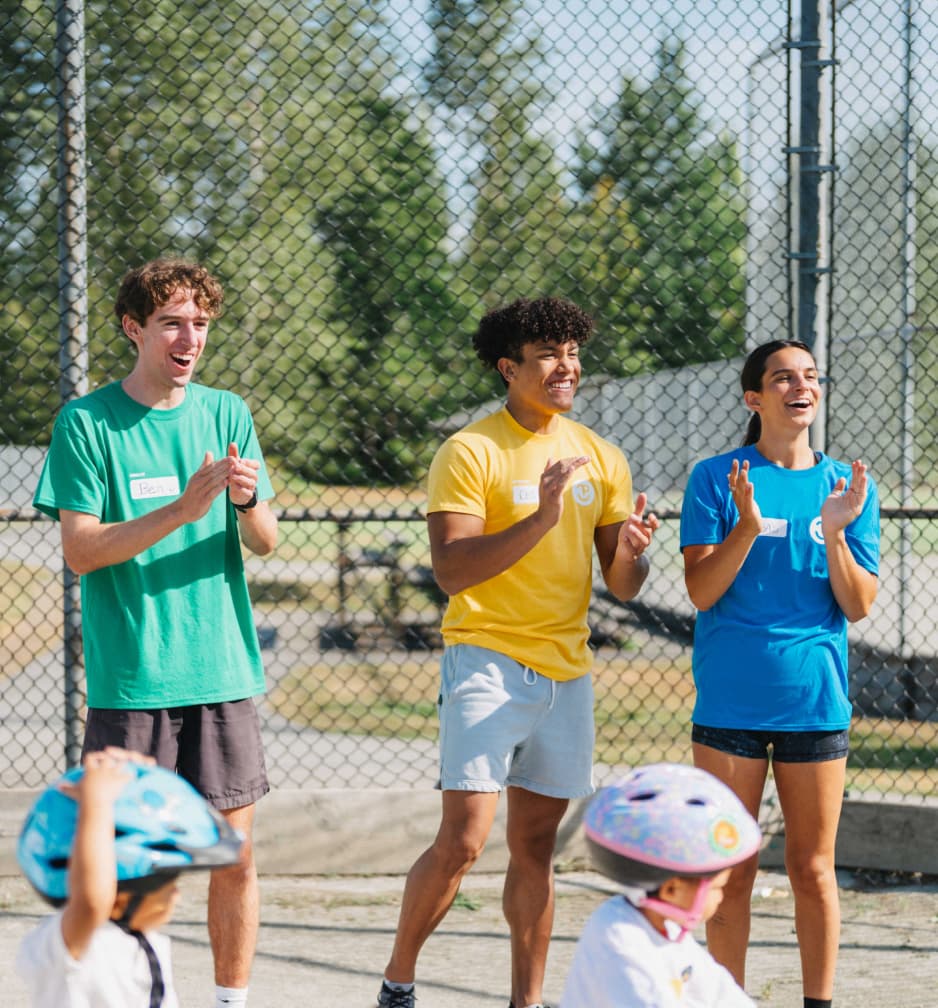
115, 881, 174, 1007
638, 876, 713, 941
116, 912, 166, 1008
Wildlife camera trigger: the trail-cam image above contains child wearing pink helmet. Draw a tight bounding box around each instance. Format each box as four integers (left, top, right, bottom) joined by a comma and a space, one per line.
560, 763, 762, 1008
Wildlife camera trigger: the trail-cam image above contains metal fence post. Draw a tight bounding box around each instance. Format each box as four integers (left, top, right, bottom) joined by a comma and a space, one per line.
55, 0, 88, 769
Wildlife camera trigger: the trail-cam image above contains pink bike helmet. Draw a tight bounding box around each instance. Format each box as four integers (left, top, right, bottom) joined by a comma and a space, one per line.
585, 763, 761, 935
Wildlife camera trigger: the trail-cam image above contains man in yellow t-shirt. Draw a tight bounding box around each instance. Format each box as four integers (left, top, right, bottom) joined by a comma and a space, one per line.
378, 297, 660, 1008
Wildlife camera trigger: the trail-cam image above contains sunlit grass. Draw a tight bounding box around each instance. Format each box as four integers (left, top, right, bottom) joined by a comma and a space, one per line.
1, 562, 60, 680
265, 638, 938, 800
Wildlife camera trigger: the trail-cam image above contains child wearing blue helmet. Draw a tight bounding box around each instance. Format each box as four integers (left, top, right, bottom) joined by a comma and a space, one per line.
16, 748, 243, 1008
560, 763, 762, 1008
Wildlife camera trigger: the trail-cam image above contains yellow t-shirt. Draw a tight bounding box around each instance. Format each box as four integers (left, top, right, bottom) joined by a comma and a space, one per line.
427, 407, 634, 681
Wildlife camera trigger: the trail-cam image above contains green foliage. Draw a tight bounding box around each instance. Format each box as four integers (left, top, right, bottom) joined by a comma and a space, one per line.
572, 40, 746, 374
2, 5, 751, 480
0, 0, 59, 443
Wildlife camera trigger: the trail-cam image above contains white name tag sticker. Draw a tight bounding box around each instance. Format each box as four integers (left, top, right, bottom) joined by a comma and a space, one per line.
130, 475, 180, 501
513, 483, 539, 505
758, 517, 789, 538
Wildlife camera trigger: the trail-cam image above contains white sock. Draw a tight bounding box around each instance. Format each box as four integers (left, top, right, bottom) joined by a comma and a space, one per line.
215, 986, 248, 1007
383, 978, 415, 992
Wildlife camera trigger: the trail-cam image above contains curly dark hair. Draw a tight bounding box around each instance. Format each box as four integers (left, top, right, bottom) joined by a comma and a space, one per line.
472, 297, 594, 373
114, 258, 224, 330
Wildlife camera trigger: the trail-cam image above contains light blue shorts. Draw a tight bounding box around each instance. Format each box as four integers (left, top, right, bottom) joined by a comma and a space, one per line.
438, 643, 595, 799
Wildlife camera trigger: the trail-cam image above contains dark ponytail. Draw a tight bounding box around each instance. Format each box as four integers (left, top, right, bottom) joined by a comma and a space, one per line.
739, 340, 813, 446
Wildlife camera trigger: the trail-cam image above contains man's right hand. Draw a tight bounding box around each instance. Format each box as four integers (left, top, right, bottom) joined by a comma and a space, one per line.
536, 455, 590, 527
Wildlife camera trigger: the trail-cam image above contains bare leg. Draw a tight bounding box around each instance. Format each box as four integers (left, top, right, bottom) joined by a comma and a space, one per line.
503, 787, 568, 1008
208, 803, 258, 988
774, 756, 846, 1001
692, 743, 768, 989
384, 790, 500, 984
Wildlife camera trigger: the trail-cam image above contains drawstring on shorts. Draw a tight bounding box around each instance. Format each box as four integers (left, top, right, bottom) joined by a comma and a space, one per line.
522, 666, 557, 710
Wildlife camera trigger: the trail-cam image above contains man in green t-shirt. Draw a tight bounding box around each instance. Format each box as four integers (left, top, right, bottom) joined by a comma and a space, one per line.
33, 258, 278, 1008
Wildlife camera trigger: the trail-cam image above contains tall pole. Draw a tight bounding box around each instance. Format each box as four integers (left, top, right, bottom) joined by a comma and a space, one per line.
792, 0, 836, 452
898, 0, 916, 708
55, 0, 88, 768
796, 0, 821, 347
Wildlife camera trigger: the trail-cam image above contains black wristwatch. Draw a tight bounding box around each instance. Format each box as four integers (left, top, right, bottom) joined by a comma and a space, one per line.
232, 491, 258, 513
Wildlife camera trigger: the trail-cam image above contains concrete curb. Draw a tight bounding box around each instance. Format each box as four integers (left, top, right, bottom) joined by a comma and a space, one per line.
4, 787, 938, 876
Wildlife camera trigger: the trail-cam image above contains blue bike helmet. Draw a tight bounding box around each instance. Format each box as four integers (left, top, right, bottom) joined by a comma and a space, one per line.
17, 762, 244, 907
585, 763, 761, 934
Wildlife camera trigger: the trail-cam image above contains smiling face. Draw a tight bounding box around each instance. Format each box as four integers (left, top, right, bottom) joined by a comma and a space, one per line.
500, 339, 582, 433
122, 290, 211, 408
743, 345, 822, 437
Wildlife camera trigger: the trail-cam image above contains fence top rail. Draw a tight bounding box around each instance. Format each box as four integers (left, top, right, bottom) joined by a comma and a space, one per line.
0, 505, 431, 524
3, 507, 937, 523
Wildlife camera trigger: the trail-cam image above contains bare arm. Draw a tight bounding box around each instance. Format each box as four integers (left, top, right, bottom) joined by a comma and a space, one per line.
595, 491, 659, 602
61, 443, 277, 572
235, 501, 278, 556
428, 454, 589, 596
822, 460, 878, 622
428, 509, 551, 596
59, 749, 153, 960
683, 459, 762, 611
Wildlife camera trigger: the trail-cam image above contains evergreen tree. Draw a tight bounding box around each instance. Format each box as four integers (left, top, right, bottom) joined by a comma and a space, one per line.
574, 39, 746, 374
0, 0, 59, 445
314, 94, 457, 483
424, 0, 570, 313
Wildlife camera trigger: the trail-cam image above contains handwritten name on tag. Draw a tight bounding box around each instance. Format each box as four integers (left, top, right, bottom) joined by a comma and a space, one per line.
130, 476, 180, 501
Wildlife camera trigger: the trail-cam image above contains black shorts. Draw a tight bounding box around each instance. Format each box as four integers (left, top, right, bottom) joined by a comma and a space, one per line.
692, 723, 850, 764
83, 699, 269, 809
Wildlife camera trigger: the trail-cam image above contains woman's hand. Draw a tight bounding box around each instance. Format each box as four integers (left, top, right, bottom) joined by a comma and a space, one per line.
728, 459, 763, 534
821, 459, 868, 534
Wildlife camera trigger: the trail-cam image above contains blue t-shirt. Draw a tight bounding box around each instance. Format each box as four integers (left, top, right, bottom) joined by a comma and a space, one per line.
680, 445, 880, 731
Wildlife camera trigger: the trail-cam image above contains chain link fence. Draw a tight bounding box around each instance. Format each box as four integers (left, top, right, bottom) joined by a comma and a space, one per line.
2, 0, 936, 802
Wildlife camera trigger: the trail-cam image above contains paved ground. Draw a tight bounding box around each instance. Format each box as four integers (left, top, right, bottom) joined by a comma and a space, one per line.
4, 868, 938, 1007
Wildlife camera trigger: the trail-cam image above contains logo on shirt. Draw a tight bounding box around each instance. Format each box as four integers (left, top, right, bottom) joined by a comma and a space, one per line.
810, 516, 825, 544
758, 517, 788, 538
512, 482, 539, 505
571, 480, 596, 506
130, 475, 180, 501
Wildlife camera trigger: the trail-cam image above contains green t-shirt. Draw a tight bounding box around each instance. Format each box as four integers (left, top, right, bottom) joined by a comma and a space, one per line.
33, 382, 274, 709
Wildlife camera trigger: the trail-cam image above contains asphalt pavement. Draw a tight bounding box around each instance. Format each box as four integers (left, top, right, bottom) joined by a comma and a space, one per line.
4, 868, 938, 1007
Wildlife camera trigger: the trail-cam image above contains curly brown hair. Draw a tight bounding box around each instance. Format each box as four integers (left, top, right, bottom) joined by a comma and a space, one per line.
114, 258, 224, 330
472, 296, 594, 373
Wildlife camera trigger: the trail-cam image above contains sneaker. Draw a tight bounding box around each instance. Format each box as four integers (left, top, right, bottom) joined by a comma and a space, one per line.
377, 980, 416, 1007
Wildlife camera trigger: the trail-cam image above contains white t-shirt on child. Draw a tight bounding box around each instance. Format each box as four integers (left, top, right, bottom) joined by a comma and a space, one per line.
17, 911, 179, 1008
561, 895, 756, 1008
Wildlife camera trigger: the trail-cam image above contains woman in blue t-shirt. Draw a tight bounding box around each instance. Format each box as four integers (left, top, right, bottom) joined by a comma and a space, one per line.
679, 340, 880, 1008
